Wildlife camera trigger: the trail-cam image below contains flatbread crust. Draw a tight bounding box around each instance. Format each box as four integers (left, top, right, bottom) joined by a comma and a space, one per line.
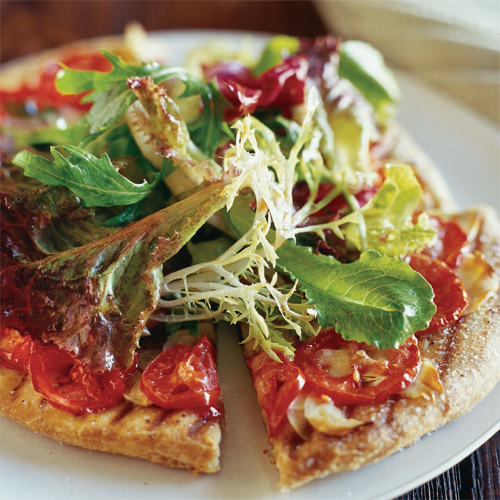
271, 205, 500, 491
0, 367, 221, 473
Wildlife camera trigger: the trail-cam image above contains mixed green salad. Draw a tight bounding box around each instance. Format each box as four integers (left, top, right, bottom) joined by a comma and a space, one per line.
1, 34, 438, 372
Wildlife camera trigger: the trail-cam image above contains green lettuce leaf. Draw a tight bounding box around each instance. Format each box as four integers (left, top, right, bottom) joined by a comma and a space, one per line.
1, 181, 228, 371
339, 40, 400, 123
187, 235, 234, 265
56, 50, 228, 155
326, 96, 380, 190
12, 144, 171, 207
181, 78, 232, 157
3, 119, 89, 150
276, 244, 436, 348
253, 35, 300, 76
347, 165, 436, 257
126, 77, 220, 195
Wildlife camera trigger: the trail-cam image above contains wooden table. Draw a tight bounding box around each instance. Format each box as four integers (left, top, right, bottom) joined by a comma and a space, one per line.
1, 1, 499, 498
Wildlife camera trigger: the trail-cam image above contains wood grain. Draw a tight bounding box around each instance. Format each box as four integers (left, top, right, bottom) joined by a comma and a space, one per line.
0, 0, 328, 63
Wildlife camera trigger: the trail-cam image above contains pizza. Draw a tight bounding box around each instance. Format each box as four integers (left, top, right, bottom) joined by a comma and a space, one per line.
1, 29, 499, 492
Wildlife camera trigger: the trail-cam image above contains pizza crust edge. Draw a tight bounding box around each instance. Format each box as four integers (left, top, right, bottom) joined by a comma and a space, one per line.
0, 367, 222, 473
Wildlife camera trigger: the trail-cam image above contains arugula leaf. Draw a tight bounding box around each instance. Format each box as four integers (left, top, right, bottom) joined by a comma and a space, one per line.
56, 51, 183, 94
339, 40, 400, 123
182, 79, 232, 157
100, 201, 144, 228
56, 50, 229, 151
82, 122, 141, 158
12, 145, 170, 207
276, 243, 436, 348
1, 181, 228, 371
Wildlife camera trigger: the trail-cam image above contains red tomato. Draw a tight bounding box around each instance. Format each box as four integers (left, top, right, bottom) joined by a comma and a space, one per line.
406, 254, 468, 333
246, 351, 305, 438
140, 336, 220, 411
29, 342, 137, 415
294, 330, 421, 405
0, 51, 111, 115
423, 217, 468, 268
0, 328, 32, 371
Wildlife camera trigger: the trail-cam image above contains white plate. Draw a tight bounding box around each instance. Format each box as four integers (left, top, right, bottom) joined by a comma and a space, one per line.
1, 30, 499, 500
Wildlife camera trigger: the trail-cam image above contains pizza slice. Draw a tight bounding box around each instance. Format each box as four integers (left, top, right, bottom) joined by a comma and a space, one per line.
0, 31, 231, 474
0, 326, 222, 473
245, 203, 500, 490
0, 171, 227, 473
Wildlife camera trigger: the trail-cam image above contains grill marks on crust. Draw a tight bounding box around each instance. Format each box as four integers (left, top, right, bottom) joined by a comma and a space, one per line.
111, 402, 134, 424
7, 373, 28, 399
0, 367, 221, 473
273, 394, 448, 490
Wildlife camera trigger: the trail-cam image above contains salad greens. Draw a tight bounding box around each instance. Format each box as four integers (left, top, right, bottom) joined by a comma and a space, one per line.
338, 40, 400, 124
276, 245, 435, 349
1, 34, 438, 369
56, 50, 229, 156
13, 145, 170, 207
253, 35, 300, 76
2, 182, 228, 371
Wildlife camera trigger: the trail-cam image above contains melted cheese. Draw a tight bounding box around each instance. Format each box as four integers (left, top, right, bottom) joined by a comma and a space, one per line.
402, 360, 444, 401
287, 393, 365, 438
456, 252, 499, 314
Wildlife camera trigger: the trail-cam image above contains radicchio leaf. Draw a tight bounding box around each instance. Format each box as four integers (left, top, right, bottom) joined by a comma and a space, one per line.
297, 35, 340, 101
205, 56, 308, 121
1, 181, 228, 371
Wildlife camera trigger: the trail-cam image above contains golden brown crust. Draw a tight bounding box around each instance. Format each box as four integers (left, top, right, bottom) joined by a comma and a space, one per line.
271, 210, 500, 491
0, 367, 221, 473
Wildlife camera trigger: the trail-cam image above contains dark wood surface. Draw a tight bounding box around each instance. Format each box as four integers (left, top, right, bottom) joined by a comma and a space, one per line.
1, 1, 498, 498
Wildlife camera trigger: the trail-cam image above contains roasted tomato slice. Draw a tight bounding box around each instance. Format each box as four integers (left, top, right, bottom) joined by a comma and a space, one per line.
140, 336, 220, 410
406, 254, 468, 333
0, 51, 111, 115
29, 342, 137, 415
246, 351, 306, 438
423, 217, 468, 268
294, 330, 421, 406
0, 328, 32, 371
